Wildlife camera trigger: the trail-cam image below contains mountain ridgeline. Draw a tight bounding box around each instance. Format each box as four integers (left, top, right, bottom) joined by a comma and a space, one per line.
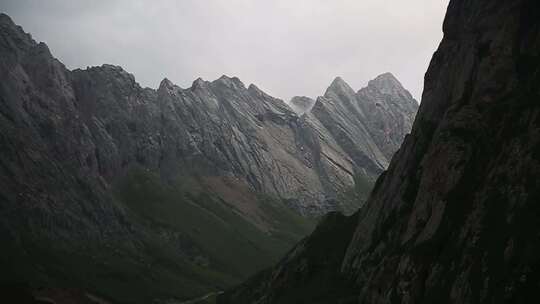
219, 0, 540, 303
0, 12, 417, 303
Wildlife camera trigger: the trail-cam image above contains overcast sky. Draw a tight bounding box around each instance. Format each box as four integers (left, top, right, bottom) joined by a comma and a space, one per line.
2, 0, 449, 101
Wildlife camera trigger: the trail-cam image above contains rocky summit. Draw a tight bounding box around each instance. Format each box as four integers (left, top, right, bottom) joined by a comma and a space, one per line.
0, 12, 417, 303
219, 0, 540, 303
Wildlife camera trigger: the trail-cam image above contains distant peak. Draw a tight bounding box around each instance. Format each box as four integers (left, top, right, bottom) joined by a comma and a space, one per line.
367, 72, 405, 93
289, 96, 315, 115
290, 96, 313, 102
325, 76, 355, 97
290, 96, 315, 107
359, 72, 418, 107
218, 74, 233, 81
158, 78, 175, 90
330, 76, 348, 87
212, 75, 245, 89
375, 72, 398, 81
191, 77, 208, 89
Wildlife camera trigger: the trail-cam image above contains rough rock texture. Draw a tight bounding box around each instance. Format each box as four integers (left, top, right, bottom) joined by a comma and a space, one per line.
307, 75, 418, 180
287, 76, 419, 213
219, 0, 540, 303
356, 73, 419, 160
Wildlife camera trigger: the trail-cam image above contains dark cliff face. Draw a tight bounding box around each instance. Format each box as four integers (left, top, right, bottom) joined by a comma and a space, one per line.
219, 0, 540, 303
343, 0, 540, 302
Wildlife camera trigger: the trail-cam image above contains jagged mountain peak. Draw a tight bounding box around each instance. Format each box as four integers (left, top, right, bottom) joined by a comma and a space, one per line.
190, 77, 209, 90
365, 72, 415, 101
373, 71, 399, 81
325, 76, 356, 96
367, 72, 403, 91
330, 76, 347, 86
158, 77, 176, 91
212, 74, 246, 89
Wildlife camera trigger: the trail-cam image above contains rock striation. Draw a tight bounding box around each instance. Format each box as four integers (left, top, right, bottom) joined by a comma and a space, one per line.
301, 75, 418, 193
219, 0, 540, 303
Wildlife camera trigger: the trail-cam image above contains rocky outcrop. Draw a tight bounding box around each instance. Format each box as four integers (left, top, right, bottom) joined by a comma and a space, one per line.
219, 0, 540, 303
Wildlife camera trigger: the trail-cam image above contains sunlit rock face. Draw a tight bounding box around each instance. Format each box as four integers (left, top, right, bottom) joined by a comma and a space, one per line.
219, 0, 540, 303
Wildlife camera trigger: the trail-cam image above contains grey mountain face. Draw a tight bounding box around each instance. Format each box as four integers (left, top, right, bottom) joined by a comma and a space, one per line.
219, 0, 540, 303
306, 75, 418, 181
0, 12, 418, 218
356, 73, 418, 159
0, 11, 417, 302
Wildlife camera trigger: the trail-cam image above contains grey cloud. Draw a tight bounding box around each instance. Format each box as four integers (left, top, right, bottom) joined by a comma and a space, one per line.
1, 0, 449, 101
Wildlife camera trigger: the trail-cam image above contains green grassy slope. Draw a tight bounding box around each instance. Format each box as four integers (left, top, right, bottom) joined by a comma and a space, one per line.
0, 167, 315, 303
108, 167, 315, 302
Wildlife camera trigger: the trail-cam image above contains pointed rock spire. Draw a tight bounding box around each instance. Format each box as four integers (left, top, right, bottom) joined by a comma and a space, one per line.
191, 77, 209, 90
159, 77, 175, 90
325, 76, 356, 98
366, 72, 410, 98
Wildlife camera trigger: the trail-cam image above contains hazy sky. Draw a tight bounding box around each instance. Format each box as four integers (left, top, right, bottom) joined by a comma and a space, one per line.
2, 0, 449, 101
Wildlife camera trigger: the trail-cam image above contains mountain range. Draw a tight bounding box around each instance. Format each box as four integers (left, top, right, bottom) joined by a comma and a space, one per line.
0, 12, 417, 303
